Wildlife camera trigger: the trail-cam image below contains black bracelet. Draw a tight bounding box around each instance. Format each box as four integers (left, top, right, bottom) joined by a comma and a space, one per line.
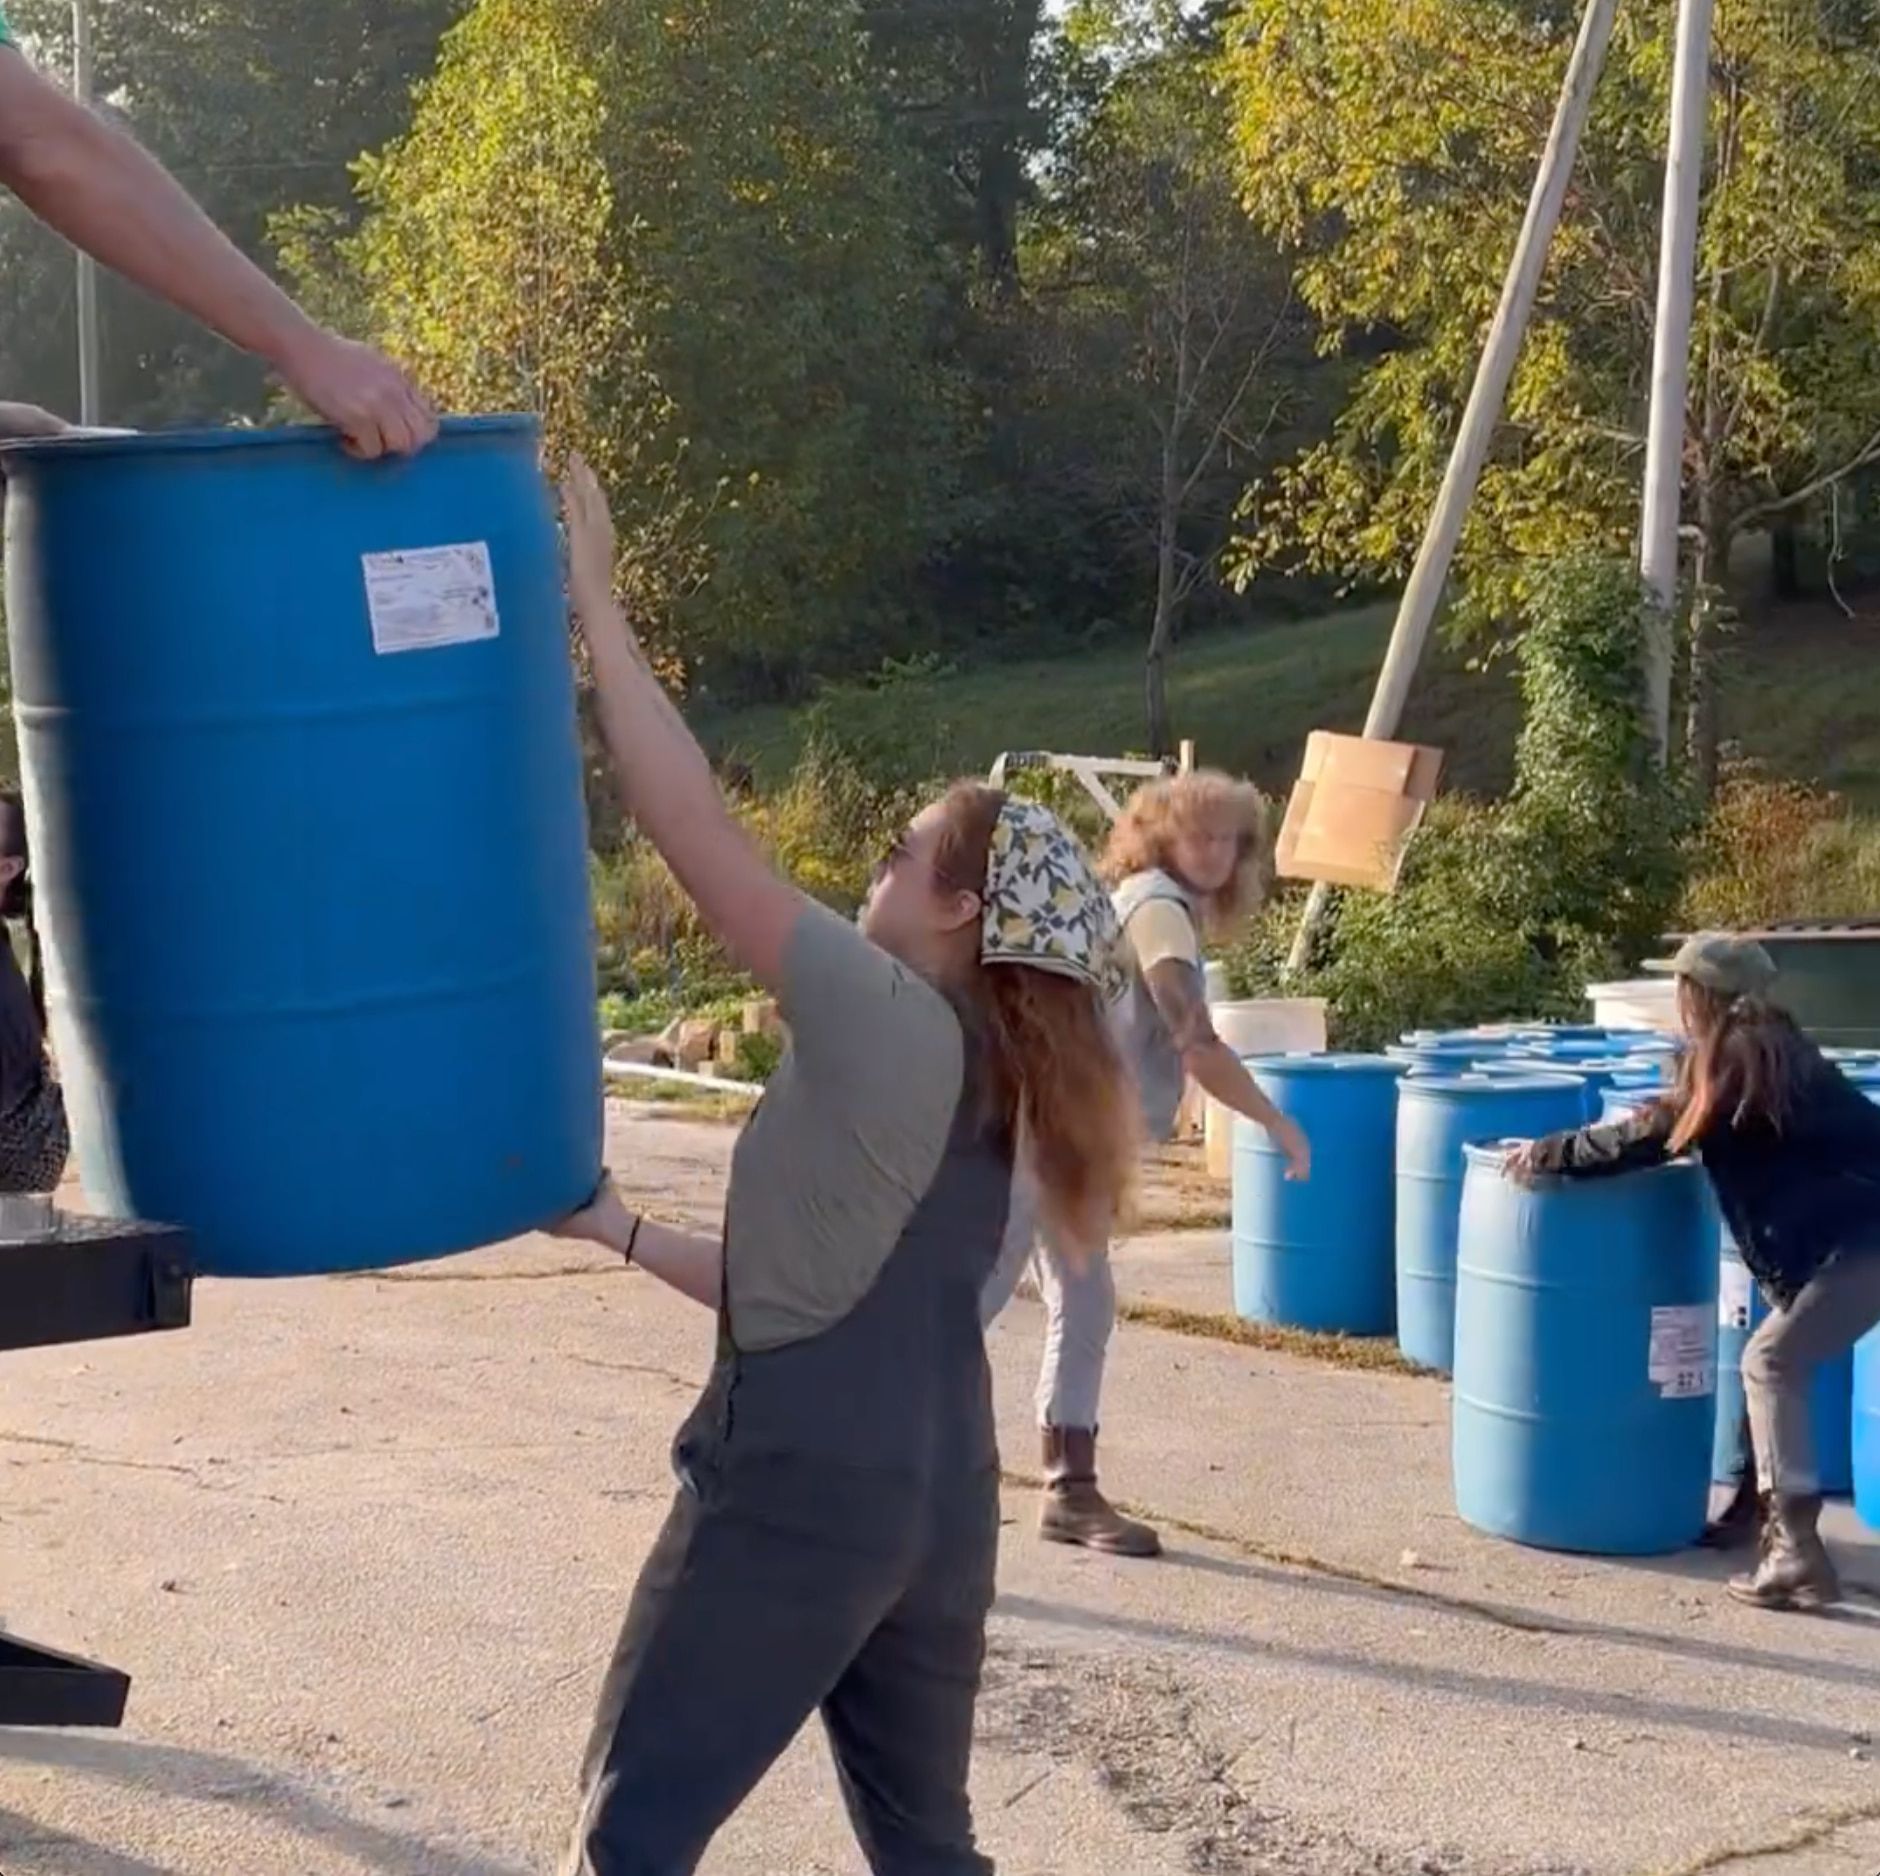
623, 1212, 643, 1268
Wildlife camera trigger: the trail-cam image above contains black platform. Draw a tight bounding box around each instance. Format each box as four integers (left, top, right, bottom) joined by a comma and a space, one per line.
1, 1212, 194, 1727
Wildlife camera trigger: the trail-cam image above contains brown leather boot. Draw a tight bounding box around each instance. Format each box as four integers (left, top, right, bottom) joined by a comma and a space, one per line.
1726, 1494, 1840, 1611
1040, 1427, 1161, 1558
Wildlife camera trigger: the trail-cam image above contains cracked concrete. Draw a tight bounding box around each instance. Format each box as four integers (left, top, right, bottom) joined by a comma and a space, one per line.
1, 1102, 1877, 1876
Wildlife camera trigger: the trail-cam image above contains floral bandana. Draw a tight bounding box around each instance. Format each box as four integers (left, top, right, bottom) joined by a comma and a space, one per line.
981, 798, 1124, 999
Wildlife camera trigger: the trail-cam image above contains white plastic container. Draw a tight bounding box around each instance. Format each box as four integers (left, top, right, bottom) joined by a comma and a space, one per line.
1205, 998, 1330, 1177
1586, 978, 1679, 1034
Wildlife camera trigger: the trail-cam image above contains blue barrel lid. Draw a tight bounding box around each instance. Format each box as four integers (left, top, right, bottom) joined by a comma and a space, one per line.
1510, 1037, 1633, 1062
1250, 1051, 1407, 1077
0, 412, 536, 464
1387, 1039, 1513, 1064
1400, 1069, 1588, 1098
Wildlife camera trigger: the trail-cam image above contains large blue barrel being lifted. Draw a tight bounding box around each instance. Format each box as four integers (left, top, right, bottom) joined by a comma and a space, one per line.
1453, 1145, 1716, 1554
3, 418, 602, 1276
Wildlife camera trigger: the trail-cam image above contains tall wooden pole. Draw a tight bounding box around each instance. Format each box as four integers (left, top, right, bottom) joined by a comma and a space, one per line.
1286, 0, 1619, 974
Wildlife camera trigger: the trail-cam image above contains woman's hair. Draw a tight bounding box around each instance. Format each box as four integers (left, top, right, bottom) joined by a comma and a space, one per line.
0, 791, 45, 1030
932, 782, 1138, 1251
1665, 984, 1809, 1154
1099, 769, 1273, 937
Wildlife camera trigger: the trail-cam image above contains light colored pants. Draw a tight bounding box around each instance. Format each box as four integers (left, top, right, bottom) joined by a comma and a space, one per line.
1743, 1249, 1880, 1495
980, 1168, 1114, 1432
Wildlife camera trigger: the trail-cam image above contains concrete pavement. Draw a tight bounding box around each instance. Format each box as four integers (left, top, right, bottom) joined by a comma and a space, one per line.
1, 1104, 1876, 1876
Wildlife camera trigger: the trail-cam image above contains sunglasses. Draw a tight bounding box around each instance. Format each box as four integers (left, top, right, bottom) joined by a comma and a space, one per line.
874, 832, 975, 898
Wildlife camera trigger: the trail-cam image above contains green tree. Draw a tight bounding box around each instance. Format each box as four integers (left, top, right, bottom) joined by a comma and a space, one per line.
1226, 0, 1880, 791
0, 0, 457, 423
314, 0, 959, 696
1026, 0, 1314, 754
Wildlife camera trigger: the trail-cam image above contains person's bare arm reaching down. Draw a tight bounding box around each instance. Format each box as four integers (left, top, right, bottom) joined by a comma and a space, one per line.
0, 46, 435, 458
1145, 957, 1312, 1180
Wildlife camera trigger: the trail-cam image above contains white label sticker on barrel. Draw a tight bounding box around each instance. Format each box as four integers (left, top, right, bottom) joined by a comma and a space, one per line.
1718, 1258, 1753, 1330
1647, 1303, 1715, 1400
362, 543, 500, 655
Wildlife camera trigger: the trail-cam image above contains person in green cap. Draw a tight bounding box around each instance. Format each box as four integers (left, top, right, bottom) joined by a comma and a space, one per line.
1505, 932, 1880, 1613
0, 6, 432, 456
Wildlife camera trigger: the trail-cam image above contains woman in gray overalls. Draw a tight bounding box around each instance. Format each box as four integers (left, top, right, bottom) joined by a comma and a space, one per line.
551, 462, 1140, 1874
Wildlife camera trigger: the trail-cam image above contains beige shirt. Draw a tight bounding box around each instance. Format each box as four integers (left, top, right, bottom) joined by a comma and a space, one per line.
1123, 896, 1201, 975
722, 903, 968, 1352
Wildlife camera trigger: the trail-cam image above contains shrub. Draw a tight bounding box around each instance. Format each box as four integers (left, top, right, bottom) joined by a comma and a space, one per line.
589, 735, 923, 1029
797, 653, 962, 794
1681, 769, 1880, 927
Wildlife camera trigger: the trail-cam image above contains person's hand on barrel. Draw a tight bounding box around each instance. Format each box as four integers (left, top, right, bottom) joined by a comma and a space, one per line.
551, 1174, 640, 1258
561, 455, 637, 657
273, 325, 437, 461
0, 400, 70, 441
1501, 1139, 1544, 1186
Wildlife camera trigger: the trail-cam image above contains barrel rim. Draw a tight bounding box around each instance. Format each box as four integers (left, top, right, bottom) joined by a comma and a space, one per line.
1459, 1138, 1703, 1179
1246, 1051, 1407, 1077
0, 412, 539, 465
1398, 1070, 1589, 1098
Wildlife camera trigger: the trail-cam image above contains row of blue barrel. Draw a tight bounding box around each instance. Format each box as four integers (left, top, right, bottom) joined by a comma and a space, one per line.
1230, 1027, 1880, 1552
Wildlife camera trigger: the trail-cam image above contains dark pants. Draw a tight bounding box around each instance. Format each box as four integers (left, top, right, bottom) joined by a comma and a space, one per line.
565, 1482, 997, 1876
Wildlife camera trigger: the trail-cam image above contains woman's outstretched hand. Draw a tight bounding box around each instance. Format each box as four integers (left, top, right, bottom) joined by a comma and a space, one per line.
561, 455, 623, 634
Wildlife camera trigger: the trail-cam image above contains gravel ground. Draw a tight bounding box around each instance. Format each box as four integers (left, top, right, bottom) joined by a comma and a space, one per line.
1, 1103, 1876, 1876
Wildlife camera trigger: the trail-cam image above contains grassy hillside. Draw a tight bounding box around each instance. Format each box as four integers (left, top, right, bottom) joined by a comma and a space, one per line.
702, 594, 1880, 811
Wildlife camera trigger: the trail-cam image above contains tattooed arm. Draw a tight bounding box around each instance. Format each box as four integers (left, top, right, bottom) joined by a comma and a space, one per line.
1145, 957, 1311, 1181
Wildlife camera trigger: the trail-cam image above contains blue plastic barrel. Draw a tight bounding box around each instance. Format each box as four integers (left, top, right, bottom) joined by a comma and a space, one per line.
1453, 1145, 1716, 1553
2, 418, 601, 1276
1597, 1087, 1661, 1124
1388, 1038, 1518, 1071
1713, 1236, 1853, 1493
1512, 1036, 1636, 1065
1857, 1327, 1880, 1530
1232, 1055, 1403, 1334
1395, 1072, 1587, 1374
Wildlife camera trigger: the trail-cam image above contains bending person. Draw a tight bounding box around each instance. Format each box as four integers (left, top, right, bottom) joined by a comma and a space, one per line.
1507, 934, 1880, 1613
551, 459, 1138, 1874
0, 10, 433, 457
983, 771, 1310, 1558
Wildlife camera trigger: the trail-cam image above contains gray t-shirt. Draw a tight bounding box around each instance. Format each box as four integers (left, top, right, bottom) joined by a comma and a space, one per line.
722, 902, 968, 1352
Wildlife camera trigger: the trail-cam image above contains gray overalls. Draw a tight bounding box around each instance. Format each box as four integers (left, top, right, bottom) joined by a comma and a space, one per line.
566, 1066, 1011, 1875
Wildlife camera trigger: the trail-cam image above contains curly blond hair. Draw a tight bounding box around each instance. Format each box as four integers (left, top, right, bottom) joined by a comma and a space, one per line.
1099, 769, 1273, 939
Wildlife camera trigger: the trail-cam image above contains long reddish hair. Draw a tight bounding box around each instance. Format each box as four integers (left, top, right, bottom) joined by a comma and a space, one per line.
932, 783, 1138, 1252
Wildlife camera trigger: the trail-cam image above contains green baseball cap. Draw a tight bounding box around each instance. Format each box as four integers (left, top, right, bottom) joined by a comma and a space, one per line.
1645, 932, 1777, 999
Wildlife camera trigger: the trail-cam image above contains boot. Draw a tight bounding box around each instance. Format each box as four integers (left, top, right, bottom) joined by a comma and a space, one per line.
1726, 1494, 1841, 1611
1697, 1469, 1761, 1551
1039, 1427, 1161, 1559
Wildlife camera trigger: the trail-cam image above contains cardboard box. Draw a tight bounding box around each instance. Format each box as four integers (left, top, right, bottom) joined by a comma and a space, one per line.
1276, 731, 1444, 892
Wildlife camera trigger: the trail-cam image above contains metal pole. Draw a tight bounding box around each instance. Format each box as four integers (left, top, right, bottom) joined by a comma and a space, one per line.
73, 0, 101, 426
1638, 0, 1714, 761
1286, 0, 1619, 974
